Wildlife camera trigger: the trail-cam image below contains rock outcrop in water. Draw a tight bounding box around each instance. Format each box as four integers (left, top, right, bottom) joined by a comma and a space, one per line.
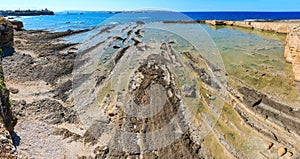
9, 20, 23, 31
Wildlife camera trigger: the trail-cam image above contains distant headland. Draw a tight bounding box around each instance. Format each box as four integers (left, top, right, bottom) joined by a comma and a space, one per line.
0, 8, 54, 16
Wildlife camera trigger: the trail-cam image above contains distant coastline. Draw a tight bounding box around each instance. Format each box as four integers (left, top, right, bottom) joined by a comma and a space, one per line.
0, 8, 54, 16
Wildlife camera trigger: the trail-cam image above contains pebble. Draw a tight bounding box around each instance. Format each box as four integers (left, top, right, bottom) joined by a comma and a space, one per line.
20, 100, 26, 105
9, 88, 19, 94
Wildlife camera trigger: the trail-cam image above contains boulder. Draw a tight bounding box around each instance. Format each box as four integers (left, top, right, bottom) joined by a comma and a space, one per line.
277, 147, 287, 157
0, 17, 14, 56
9, 20, 23, 31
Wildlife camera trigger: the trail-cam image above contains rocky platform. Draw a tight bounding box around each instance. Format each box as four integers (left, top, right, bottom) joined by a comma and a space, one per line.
0, 19, 299, 159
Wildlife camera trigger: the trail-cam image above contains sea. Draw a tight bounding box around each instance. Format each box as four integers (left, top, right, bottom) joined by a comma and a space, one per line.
13, 11, 300, 32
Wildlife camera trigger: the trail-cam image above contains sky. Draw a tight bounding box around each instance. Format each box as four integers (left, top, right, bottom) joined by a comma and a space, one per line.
0, 0, 299, 12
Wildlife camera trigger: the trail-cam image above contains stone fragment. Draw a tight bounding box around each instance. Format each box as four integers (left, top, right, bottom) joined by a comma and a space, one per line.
9, 87, 19, 94
264, 142, 273, 150
278, 147, 287, 157
182, 84, 196, 98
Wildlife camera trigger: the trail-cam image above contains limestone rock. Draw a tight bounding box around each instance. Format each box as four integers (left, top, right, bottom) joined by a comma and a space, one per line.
182, 84, 196, 98
278, 147, 287, 157
9, 20, 23, 31
0, 123, 17, 158
15, 99, 77, 124
264, 142, 273, 150
0, 17, 14, 56
205, 20, 226, 26
284, 25, 300, 81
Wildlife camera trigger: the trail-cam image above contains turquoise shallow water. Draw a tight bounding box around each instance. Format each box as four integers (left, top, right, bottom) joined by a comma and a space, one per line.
201, 25, 298, 103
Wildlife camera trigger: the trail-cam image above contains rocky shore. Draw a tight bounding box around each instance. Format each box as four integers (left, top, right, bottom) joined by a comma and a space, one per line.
0, 17, 299, 158
205, 20, 300, 82
166, 19, 300, 82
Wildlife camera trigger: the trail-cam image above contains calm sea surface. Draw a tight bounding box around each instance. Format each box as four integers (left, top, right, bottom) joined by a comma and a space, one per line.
14, 11, 300, 31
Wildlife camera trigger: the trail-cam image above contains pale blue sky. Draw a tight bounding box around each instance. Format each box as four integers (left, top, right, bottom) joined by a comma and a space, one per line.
0, 0, 299, 11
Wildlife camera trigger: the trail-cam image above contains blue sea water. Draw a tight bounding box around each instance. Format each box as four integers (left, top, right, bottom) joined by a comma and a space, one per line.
14, 11, 300, 31
184, 12, 300, 21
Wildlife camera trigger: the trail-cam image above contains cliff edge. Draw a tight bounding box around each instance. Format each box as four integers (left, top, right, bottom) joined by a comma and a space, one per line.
285, 25, 300, 81
0, 17, 17, 158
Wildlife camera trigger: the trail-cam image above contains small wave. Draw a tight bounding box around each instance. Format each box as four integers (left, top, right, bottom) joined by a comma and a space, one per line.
140, 16, 150, 19
75, 21, 84, 24
109, 22, 119, 25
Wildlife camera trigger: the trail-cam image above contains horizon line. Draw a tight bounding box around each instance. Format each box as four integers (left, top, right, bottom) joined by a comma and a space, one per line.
55, 10, 300, 12
1, 8, 300, 12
